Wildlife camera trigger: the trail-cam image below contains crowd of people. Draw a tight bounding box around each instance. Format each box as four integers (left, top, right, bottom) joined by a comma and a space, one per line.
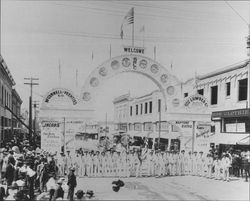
0, 140, 250, 201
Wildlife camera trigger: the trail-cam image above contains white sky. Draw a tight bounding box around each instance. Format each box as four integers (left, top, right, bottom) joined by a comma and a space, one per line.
1, 0, 250, 121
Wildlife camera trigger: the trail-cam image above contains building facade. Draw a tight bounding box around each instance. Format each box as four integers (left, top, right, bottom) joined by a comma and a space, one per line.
192, 60, 250, 150
0, 54, 16, 147
113, 60, 250, 152
11, 89, 23, 134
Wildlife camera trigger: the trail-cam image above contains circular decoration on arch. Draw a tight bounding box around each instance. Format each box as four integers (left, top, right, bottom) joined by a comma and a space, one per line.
99, 67, 107, 76
122, 58, 131, 67
111, 60, 120, 70
82, 92, 91, 101
160, 74, 168, 83
172, 98, 180, 107
139, 59, 147, 69
90, 77, 99, 87
166, 86, 175, 95
150, 64, 159, 74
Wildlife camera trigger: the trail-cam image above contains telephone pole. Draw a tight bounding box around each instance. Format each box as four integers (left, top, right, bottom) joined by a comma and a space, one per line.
32, 101, 39, 144
24, 78, 39, 143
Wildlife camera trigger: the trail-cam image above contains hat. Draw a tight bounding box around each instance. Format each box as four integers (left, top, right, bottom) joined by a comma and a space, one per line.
86, 190, 94, 198
117, 180, 125, 187
112, 185, 120, 192
194, 151, 197, 153
75, 190, 85, 199
188, 151, 192, 154
11, 182, 18, 189
57, 178, 64, 184
69, 167, 75, 171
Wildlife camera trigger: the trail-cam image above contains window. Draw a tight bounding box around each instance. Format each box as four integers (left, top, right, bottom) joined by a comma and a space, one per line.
158, 99, 161, 112
144, 122, 153, 131
136, 104, 138, 115
238, 78, 248, 101
130, 106, 133, 116
149, 101, 152, 113
140, 104, 143, 115
145, 102, 148, 114
223, 117, 250, 133
197, 89, 204, 96
226, 82, 231, 97
184, 93, 188, 98
211, 125, 215, 133
134, 123, 142, 131
211, 85, 218, 105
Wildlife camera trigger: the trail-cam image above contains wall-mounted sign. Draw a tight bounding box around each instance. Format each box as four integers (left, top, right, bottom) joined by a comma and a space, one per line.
184, 94, 208, 109
212, 109, 250, 119
45, 89, 78, 105
123, 46, 145, 54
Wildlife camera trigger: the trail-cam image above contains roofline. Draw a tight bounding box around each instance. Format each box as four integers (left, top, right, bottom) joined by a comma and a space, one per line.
12, 88, 23, 104
0, 54, 16, 86
197, 59, 249, 80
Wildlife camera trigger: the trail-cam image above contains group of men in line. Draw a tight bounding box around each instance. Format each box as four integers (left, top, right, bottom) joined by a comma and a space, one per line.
55, 149, 233, 182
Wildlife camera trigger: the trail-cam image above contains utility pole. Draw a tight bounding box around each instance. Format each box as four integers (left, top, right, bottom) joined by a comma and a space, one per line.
24, 78, 39, 143
32, 101, 39, 145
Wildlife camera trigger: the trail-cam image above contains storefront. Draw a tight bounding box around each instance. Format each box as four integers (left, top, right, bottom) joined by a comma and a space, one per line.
211, 108, 250, 151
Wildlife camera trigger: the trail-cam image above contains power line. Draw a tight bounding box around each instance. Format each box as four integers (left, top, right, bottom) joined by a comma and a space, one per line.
224, 1, 249, 26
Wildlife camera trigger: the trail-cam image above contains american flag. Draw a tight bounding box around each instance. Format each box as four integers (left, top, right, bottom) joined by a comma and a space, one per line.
120, 8, 134, 39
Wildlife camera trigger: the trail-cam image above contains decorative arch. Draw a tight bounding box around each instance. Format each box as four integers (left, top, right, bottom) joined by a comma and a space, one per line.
81, 54, 181, 111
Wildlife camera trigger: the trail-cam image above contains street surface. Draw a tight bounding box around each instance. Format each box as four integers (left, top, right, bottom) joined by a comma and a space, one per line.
73, 176, 249, 200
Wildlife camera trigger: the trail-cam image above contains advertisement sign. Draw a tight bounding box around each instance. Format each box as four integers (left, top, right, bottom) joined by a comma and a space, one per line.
174, 121, 193, 151
195, 123, 214, 152
41, 121, 62, 153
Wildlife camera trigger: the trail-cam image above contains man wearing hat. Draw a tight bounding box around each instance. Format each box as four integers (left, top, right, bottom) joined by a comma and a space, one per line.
192, 151, 198, 176
67, 167, 77, 201
213, 154, 221, 180
52, 178, 65, 201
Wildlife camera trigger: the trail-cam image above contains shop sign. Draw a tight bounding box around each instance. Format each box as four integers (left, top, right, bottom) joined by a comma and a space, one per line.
184, 94, 208, 109
175, 121, 193, 135
212, 109, 250, 119
45, 89, 77, 105
123, 46, 145, 54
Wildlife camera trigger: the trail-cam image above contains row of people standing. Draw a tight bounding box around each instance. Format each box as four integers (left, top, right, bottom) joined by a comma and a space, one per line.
54, 149, 233, 181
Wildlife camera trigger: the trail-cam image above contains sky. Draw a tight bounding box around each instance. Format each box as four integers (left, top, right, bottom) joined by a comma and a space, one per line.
1, 0, 250, 121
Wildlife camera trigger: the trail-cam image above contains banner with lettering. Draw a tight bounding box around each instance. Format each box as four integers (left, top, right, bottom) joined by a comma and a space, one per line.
41, 121, 62, 154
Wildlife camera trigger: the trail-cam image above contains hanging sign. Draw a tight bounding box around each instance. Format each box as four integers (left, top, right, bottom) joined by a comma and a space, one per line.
123, 46, 145, 54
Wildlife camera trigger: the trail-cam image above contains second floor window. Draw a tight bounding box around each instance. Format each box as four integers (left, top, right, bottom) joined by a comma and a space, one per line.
211, 85, 218, 105
145, 102, 148, 114
226, 82, 231, 97
238, 78, 247, 101
149, 101, 152, 113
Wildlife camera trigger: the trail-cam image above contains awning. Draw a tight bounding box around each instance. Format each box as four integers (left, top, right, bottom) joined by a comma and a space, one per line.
236, 135, 250, 145
210, 133, 250, 145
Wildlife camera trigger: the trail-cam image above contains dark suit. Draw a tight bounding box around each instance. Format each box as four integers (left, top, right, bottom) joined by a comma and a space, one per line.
67, 171, 77, 201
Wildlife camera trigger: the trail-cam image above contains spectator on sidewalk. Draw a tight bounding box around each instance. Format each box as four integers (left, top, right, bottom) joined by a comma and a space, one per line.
67, 167, 77, 201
